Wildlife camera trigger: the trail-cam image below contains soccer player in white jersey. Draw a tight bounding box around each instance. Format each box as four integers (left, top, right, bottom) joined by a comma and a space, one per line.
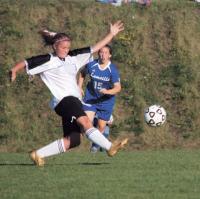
10, 21, 128, 166
79, 45, 121, 153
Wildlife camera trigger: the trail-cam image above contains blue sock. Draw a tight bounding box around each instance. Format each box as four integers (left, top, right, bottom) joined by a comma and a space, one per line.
103, 126, 110, 138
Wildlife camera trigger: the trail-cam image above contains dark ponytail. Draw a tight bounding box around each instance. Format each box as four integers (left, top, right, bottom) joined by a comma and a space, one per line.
39, 30, 71, 46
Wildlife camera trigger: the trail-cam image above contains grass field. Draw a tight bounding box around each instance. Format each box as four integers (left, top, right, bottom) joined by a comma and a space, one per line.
1, 150, 200, 199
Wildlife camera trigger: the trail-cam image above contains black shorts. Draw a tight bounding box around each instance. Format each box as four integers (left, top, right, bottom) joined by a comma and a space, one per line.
55, 96, 86, 137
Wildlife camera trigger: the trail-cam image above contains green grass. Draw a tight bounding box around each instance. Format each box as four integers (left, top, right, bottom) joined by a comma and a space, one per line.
1, 150, 200, 199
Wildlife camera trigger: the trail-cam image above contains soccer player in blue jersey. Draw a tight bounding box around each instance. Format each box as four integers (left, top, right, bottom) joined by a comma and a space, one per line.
10, 21, 128, 166
78, 45, 121, 152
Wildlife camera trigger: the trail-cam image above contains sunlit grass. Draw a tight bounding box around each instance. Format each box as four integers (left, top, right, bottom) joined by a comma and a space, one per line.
1, 150, 200, 199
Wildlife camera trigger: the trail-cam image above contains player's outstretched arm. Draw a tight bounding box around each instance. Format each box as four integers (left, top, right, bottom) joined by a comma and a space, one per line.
10, 61, 26, 82
91, 21, 124, 54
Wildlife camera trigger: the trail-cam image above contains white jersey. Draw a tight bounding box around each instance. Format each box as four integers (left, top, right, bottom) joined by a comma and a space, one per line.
25, 47, 92, 106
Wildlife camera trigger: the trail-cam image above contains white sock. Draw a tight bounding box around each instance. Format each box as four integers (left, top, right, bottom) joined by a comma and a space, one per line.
86, 128, 112, 151
36, 138, 66, 158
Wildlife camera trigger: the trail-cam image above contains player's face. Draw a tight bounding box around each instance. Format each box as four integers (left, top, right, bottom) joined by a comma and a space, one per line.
99, 47, 111, 64
54, 40, 71, 58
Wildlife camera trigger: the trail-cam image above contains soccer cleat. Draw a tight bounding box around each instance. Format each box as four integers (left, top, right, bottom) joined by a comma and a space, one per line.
30, 151, 45, 166
107, 138, 128, 157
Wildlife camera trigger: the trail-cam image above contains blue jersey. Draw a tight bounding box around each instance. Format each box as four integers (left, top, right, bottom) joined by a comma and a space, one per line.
83, 59, 120, 106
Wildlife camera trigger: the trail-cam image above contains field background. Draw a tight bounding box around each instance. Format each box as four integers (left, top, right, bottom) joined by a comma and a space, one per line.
0, 0, 200, 152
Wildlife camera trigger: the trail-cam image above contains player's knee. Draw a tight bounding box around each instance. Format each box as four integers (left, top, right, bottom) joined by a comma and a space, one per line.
98, 126, 106, 133
77, 116, 93, 130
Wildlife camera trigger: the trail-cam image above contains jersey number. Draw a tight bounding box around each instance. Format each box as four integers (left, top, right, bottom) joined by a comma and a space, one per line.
94, 81, 103, 90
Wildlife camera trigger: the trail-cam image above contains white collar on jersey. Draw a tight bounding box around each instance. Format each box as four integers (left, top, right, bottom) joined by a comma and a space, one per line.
97, 60, 111, 71
51, 53, 66, 61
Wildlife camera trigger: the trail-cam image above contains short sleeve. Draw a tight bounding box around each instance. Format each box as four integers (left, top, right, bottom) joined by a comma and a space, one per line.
25, 54, 55, 75
111, 65, 120, 84
69, 47, 93, 71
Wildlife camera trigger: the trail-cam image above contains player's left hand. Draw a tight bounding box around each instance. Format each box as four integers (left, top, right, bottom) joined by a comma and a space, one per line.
110, 21, 124, 36
99, 88, 109, 94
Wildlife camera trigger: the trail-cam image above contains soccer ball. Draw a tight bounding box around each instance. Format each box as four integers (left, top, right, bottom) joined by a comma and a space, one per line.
144, 105, 166, 127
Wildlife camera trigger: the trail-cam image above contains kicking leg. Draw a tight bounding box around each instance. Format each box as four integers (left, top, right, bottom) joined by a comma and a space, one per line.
77, 116, 128, 156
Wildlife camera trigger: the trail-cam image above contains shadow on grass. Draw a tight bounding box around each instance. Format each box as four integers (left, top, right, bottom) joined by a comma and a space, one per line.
0, 162, 110, 166
49, 162, 110, 166
0, 163, 34, 166
79, 162, 110, 166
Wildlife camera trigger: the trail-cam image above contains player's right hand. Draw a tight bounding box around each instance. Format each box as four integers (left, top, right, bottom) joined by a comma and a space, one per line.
9, 69, 16, 82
